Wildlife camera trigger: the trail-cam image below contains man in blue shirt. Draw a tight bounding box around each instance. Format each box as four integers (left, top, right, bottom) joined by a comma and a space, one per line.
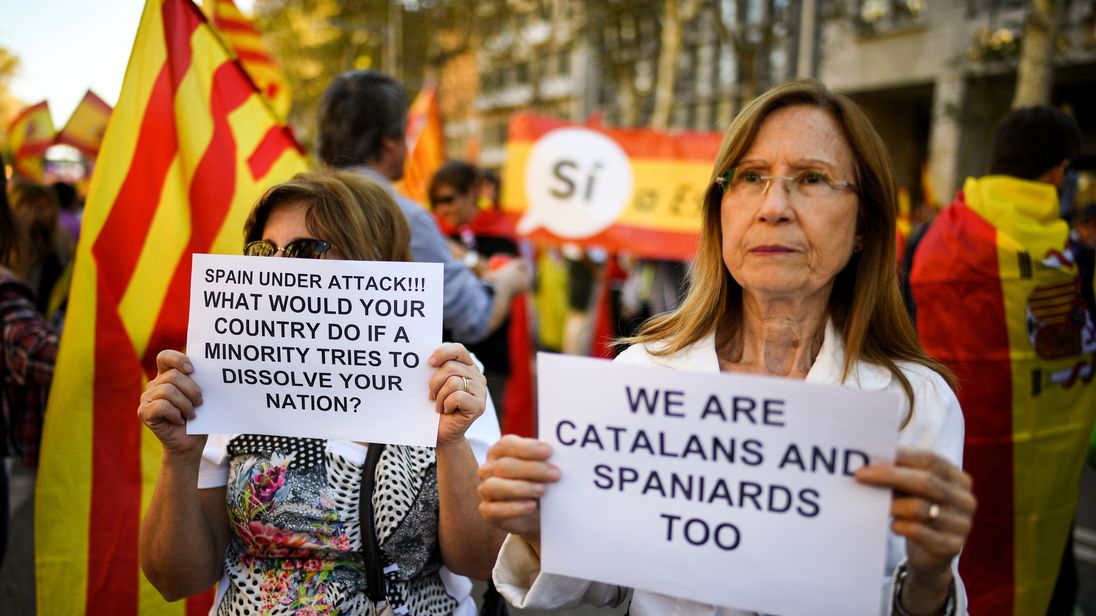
316, 70, 529, 344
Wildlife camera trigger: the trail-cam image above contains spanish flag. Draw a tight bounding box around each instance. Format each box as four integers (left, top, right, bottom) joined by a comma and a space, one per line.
6, 100, 56, 180
394, 82, 445, 205
910, 176, 1096, 615
56, 90, 113, 158
34, 1, 306, 614
204, 0, 292, 120
501, 114, 720, 260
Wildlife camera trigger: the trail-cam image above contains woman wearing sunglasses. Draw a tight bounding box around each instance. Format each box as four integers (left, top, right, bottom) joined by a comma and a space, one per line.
137, 170, 505, 615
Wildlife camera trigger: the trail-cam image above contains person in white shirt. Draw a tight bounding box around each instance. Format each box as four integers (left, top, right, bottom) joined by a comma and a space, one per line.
477, 79, 976, 616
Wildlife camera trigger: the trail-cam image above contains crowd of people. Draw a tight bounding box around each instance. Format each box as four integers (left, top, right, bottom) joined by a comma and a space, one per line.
2, 68, 1095, 616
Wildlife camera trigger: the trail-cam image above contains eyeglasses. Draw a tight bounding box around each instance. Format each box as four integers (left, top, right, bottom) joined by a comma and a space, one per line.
431, 194, 457, 206
244, 238, 333, 259
715, 168, 858, 200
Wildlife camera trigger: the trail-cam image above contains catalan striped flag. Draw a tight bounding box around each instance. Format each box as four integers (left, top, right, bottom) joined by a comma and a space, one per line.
394, 82, 445, 205
56, 90, 113, 158
34, 1, 306, 614
910, 176, 1096, 615
204, 0, 292, 120
6, 100, 56, 180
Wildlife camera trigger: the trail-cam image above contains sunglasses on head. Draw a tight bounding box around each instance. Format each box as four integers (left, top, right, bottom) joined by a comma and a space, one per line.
244, 238, 333, 259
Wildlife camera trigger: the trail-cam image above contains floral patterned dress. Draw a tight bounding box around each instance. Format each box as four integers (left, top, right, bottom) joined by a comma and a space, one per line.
205, 434, 458, 616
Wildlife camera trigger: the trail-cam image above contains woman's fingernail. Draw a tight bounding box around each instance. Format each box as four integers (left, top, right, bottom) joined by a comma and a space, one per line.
182, 361, 193, 373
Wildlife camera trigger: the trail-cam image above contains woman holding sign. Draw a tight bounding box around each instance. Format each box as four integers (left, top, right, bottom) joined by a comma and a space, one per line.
137, 171, 505, 615
479, 80, 975, 615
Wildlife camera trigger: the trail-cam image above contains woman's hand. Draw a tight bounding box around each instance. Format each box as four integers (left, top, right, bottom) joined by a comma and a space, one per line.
428, 343, 487, 448
476, 435, 560, 547
856, 447, 976, 612
137, 350, 206, 463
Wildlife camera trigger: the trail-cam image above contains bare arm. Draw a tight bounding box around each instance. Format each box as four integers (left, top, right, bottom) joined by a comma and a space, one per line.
429, 344, 506, 578
136, 350, 230, 600
437, 438, 505, 579
140, 472, 229, 600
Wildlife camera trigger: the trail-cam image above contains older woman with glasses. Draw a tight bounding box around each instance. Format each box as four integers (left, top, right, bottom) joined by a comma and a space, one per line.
137, 170, 505, 615
478, 80, 975, 615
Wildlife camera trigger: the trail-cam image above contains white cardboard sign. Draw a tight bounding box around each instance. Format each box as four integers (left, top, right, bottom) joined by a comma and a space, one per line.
537, 353, 901, 616
186, 254, 443, 446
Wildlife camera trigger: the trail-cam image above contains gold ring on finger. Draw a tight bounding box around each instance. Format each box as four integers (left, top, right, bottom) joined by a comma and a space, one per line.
461, 376, 471, 393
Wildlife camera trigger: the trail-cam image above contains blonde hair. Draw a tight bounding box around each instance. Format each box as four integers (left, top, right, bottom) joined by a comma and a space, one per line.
244, 169, 412, 263
626, 79, 954, 411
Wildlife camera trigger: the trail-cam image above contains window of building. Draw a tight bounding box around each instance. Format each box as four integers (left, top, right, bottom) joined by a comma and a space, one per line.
557, 49, 571, 76
856, 0, 929, 36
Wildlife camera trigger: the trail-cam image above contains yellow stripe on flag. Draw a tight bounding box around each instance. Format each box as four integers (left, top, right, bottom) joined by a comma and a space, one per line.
33, 243, 96, 614
119, 162, 194, 357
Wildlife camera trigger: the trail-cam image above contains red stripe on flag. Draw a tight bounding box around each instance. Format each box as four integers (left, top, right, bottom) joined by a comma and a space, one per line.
87, 295, 146, 616
139, 60, 255, 374
91, 7, 199, 301
6, 100, 50, 131
911, 201, 1015, 614
214, 15, 260, 36
83, 90, 115, 114
507, 113, 722, 161
235, 49, 274, 66
516, 219, 700, 261
85, 1, 201, 612
247, 125, 293, 179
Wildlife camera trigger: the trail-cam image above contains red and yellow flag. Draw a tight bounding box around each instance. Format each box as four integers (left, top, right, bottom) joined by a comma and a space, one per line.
911, 176, 1096, 615
394, 82, 445, 205
35, 1, 306, 614
6, 100, 56, 180
56, 90, 113, 158
204, 0, 292, 120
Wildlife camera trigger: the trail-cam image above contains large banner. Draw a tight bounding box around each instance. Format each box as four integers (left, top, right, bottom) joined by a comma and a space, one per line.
501, 114, 722, 260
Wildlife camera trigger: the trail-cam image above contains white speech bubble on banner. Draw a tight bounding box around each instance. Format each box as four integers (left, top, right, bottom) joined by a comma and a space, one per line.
518, 127, 633, 238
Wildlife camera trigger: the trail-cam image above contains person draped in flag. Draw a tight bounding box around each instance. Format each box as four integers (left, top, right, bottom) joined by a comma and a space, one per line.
909, 106, 1095, 616
478, 80, 976, 615
316, 70, 530, 347
137, 170, 505, 615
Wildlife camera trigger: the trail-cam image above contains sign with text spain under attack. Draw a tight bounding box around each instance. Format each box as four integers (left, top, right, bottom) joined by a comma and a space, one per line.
186, 253, 443, 445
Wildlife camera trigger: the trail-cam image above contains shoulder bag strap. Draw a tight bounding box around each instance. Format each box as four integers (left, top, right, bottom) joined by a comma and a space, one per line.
360, 443, 388, 605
